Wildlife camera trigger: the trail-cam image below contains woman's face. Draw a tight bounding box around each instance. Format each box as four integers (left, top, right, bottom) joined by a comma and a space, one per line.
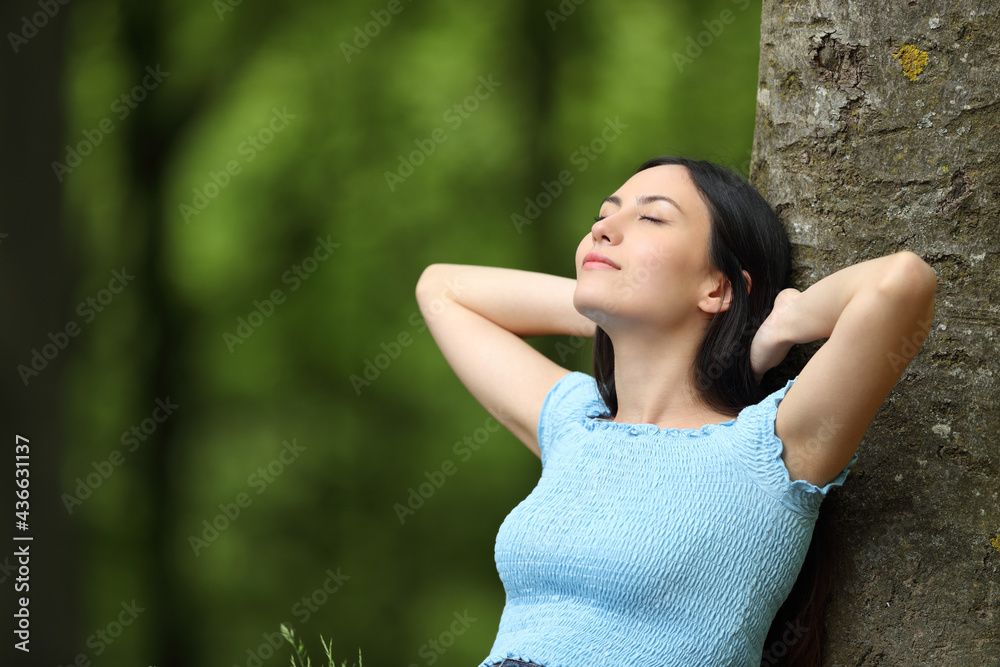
573, 164, 723, 331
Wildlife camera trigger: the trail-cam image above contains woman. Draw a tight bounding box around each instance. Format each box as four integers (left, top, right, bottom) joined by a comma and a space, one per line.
414, 156, 936, 667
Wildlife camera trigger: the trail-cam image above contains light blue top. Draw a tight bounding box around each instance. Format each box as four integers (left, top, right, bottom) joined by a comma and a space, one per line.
477, 371, 857, 667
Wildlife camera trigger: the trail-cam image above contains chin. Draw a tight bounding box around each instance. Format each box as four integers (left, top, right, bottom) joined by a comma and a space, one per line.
574, 291, 617, 328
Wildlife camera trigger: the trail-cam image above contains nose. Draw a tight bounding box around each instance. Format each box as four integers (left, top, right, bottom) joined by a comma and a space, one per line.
591, 213, 620, 244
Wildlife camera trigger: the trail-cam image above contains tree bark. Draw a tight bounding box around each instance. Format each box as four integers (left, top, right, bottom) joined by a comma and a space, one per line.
752, 0, 999, 663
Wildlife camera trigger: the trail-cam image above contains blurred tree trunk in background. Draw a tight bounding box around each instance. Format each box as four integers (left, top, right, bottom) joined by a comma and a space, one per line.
0, 1, 77, 665
118, 4, 190, 665
752, 0, 998, 663
114, 4, 286, 664
515, 0, 562, 276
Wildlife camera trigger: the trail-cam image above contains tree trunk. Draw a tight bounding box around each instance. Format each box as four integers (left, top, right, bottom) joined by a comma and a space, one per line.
752, 0, 999, 664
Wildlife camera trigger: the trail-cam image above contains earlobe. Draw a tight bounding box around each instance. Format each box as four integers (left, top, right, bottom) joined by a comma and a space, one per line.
744, 270, 752, 295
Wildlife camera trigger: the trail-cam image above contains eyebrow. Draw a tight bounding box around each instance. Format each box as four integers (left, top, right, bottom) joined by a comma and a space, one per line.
601, 194, 684, 215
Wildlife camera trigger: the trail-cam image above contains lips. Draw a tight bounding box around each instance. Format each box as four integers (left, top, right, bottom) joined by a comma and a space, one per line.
582, 251, 620, 269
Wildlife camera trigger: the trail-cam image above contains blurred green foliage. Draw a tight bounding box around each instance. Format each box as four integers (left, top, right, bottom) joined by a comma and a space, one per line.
57, 0, 762, 664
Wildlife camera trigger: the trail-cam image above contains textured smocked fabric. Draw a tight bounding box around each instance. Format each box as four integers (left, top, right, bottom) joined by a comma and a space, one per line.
477, 371, 857, 667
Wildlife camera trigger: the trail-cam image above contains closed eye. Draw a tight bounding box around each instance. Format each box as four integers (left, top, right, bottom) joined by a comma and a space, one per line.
593, 214, 665, 224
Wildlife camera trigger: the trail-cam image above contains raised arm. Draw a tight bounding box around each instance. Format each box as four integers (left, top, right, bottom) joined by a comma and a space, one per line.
415, 264, 595, 457
750, 251, 937, 487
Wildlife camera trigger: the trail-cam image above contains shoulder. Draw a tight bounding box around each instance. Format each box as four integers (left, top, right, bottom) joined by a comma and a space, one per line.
730, 376, 857, 517
539, 371, 603, 427
537, 371, 604, 466
734, 378, 795, 432
544, 370, 599, 404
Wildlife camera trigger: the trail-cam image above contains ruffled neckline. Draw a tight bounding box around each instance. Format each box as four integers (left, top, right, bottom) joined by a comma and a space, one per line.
580, 399, 739, 438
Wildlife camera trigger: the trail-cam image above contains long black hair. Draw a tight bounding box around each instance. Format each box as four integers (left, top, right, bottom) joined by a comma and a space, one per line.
591, 156, 829, 665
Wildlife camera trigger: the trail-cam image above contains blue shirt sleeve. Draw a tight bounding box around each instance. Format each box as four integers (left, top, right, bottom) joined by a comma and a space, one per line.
536, 371, 601, 469
733, 376, 859, 517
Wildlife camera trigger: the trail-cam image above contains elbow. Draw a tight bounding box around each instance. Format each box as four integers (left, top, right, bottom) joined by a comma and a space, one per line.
416, 263, 445, 303
878, 251, 937, 312
416, 263, 461, 307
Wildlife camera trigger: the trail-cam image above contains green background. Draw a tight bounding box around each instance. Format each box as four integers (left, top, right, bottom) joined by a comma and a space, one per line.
7, 0, 763, 665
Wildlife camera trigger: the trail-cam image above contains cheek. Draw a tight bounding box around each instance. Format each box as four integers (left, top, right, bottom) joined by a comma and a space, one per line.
624, 242, 703, 309
630, 243, 677, 288
574, 236, 589, 267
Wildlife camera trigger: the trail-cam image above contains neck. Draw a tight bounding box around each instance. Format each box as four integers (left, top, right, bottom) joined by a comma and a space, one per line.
606, 322, 730, 429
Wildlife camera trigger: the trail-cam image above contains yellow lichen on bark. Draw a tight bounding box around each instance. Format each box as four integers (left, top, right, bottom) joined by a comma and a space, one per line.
893, 44, 928, 81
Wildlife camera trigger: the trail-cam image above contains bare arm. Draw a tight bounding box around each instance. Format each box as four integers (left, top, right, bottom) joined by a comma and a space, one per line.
751, 251, 937, 486
416, 264, 594, 457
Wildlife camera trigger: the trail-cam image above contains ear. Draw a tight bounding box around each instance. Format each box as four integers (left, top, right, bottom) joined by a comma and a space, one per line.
698, 271, 733, 314
697, 270, 751, 314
